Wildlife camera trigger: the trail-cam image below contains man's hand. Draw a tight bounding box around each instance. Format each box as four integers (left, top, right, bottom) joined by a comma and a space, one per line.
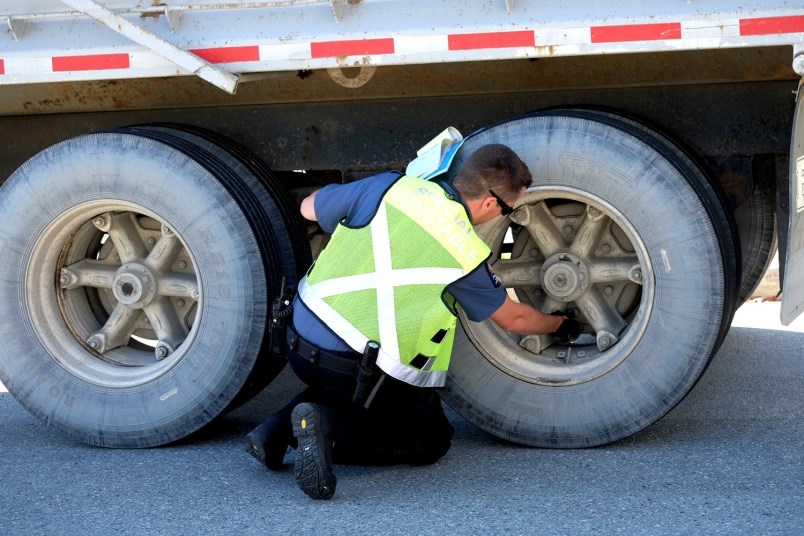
300, 190, 319, 222
550, 311, 582, 344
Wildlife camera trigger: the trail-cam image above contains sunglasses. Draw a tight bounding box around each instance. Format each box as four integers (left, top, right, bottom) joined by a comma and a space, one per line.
489, 189, 515, 216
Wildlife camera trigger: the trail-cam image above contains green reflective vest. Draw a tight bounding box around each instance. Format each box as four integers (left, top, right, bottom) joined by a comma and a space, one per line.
298, 175, 491, 387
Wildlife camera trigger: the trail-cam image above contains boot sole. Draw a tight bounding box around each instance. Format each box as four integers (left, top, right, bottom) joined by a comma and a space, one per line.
292, 403, 336, 500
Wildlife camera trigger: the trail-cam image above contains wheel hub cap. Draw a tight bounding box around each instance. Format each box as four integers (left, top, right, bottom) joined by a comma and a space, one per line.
541, 252, 589, 302
112, 263, 156, 309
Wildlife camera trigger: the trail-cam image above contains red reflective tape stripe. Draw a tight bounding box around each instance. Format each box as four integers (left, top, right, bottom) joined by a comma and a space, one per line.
0, 59, 4, 75
52, 53, 130, 72
190, 46, 260, 64
591, 22, 682, 43
310, 38, 394, 58
448, 30, 535, 51
740, 15, 804, 36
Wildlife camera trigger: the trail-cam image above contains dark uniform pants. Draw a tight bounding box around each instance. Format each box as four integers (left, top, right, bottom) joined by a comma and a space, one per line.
286, 344, 455, 466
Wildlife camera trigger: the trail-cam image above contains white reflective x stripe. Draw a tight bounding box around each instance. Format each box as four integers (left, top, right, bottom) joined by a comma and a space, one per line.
300, 281, 448, 387
371, 202, 399, 364
308, 268, 465, 298
376, 351, 447, 387
298, 276, 382, 357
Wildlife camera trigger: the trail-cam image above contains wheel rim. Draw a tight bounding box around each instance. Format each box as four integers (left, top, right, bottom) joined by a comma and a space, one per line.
28, 201, 201, 388
463, 186, 654, 385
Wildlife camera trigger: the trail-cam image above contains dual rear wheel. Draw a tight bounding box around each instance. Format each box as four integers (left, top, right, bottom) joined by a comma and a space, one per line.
0, 110, 771, 448
0, 127, 309, 447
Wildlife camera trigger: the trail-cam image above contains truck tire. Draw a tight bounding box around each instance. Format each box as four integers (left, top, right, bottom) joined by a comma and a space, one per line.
442, 112, 734, 447
0, 132, 277, 447
734, 189, 777, 301
117, 124, 312, 408
569, 108, 771, 305
132, 123, 311, 284
547, 108, 740, 351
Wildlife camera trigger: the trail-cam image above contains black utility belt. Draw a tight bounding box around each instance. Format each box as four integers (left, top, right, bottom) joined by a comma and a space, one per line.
287, 324, 361, 376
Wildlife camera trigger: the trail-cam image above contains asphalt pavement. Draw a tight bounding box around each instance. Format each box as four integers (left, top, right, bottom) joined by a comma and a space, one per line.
1, 300, 802, 535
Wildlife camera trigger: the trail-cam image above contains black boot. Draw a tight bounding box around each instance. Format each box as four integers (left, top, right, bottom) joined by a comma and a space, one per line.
245, 392, 307, 470
291, 402, 336, 500
245, 414, 292, 470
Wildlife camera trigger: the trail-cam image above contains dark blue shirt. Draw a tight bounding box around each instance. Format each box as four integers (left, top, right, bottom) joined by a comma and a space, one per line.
293, 171, 506, 351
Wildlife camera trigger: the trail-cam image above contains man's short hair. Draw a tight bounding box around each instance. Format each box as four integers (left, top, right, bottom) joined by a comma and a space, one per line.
453, 144, 532, 200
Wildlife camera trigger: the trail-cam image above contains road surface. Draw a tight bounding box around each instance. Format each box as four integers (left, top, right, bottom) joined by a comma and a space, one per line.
1, 300, 802, 535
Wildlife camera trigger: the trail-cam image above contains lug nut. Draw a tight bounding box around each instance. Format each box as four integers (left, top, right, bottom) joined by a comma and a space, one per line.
155, 344, 171, 359
86, 334, 105, 352
93, 215, 110, 230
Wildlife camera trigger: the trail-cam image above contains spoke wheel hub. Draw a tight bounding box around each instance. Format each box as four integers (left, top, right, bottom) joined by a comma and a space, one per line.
541, 252, 589, 302
112, 263, 157, 309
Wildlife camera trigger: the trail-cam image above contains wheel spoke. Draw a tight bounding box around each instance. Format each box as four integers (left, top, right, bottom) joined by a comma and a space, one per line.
95, 212, 149, 264
146, 225, 183, 272
588, 256, 642, 284
60, 259, 118, 290
574, 288, 628, 338
516, 201, 566, 257
157, 273, 199, 299
143, 297, 189, 352
539, 295, 566, 315
86, 303, 142, 353
569, 207, 609, 257
493, 259, 543, 288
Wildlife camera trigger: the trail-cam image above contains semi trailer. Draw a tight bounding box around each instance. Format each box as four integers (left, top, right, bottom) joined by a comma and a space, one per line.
0, 0, 802, 449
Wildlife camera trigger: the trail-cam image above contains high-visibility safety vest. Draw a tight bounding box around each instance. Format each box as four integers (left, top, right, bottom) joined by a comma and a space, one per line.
298, 175, 491, 387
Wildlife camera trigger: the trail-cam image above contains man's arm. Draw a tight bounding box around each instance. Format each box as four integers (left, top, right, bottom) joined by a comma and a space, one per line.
490, 296, 564, 335
447, 263, 570, 337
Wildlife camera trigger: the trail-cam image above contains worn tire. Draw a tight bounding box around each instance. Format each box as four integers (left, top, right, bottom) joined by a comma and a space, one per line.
442, 112, 732, 447
0, 133, 272, 447
734, 188, 777, 301
116, 124, 312, 409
